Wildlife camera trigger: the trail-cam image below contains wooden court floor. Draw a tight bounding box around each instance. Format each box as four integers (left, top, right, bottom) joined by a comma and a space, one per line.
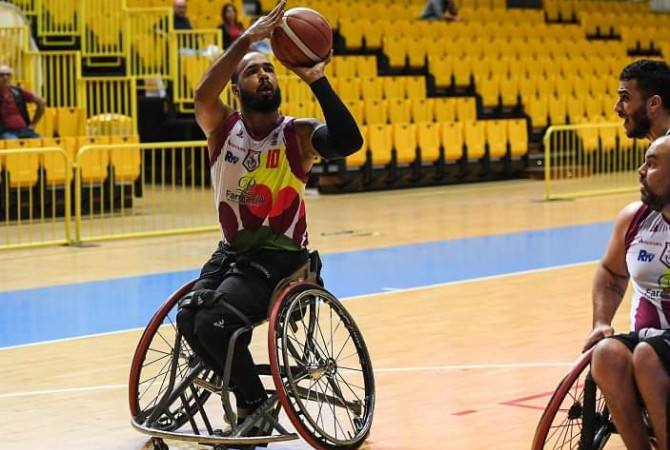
0, 180, 639, 449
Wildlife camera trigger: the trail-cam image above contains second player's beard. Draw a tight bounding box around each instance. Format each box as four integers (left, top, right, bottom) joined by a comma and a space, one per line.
627, 104, 652, 139
641, 182, 670, 212
239, 86, 282, 113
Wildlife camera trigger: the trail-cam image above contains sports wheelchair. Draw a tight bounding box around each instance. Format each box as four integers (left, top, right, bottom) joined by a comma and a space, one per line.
128, 251, 375, 450
531, 347, 657, 449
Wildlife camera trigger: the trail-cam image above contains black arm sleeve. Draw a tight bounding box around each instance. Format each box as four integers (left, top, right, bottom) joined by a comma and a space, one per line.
309, 77, 363, 160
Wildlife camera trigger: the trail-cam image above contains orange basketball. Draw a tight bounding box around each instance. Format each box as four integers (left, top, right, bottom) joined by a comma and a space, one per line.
270, 8, 332, 67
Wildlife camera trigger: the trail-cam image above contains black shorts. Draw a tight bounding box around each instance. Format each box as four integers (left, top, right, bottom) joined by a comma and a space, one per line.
610, 330, 670, 375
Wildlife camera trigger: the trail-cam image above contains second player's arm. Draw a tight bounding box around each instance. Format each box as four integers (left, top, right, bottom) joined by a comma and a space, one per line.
583, 202, 640, 351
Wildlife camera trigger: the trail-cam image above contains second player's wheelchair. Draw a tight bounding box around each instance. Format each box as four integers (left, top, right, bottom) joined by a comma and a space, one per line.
531, 347, 657, 449
128, 251, 375, 450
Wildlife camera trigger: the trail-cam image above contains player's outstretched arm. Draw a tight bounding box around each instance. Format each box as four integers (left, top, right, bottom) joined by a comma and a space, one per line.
288, 53, 363, 164
194, 0, 286, 137
583, 202, 641, 351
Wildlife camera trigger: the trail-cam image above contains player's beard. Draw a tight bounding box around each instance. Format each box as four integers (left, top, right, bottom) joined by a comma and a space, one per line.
626, 103, 652, 139
641, 181, 670, 212
239, 86, 282, 113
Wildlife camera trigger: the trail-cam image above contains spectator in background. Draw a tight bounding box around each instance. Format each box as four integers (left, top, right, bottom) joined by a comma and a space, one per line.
219, 3, 245, 51
420, 0, 462, 21
173, 0, 192, 30
0, 65, 45, 140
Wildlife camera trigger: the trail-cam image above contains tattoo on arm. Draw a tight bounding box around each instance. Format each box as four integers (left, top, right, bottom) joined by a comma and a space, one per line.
602, 264, 629, 298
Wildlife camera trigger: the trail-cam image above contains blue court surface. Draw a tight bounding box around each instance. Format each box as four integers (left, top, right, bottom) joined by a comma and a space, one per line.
0, 221, 614, 348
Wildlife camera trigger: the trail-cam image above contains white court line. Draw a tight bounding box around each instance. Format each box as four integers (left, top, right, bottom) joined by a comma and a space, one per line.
0, 362, 573, 399
0, 259, 598, 352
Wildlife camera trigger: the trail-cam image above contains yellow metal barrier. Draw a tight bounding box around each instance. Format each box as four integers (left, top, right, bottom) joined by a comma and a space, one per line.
24, 51, 81, 107
38, 0, 79, 46
6, 0, 38, 17
78, 77, 138, 135
0, 26, 29, 80
81, 0, 124, 66
74, 141, 217, 243
172, 29, 226, 112
0, 146, 72, 250
125, 7, 173, 86
543, 122, 647, 200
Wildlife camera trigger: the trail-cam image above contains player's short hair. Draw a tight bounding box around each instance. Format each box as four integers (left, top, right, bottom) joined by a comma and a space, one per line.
620, 59, 670, 111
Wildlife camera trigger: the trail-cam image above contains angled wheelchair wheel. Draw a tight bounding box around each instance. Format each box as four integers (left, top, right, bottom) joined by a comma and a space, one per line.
129, 280, 218, 432
269, 283, 375, 450
532, 348, 614, 450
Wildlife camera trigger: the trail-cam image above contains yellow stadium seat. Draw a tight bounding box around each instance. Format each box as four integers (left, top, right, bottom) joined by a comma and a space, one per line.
428, 55, 452, 89
393, 123, 417, 165
452, 57, 473, 88
346, 125, 368, 168
362, 19, 384, 50
334, 77, 360, 101
490, 58, 511, 78
4, 139, 41, 188
433, 98, 456, 123
364, 99, 388, 125
411, 98, 433, 123
339, 18, 365, 50
456, 97, 477, 121
287, 78, 313, 103
508, 119, 528, 157
500, 76, 519, 107
518, 75, 535, 99
76, 136, 111, 183
585, 95, 604, 120
405, 77, 426, 99
407, 39, 427, 69
441, 121, 464, 162
535, 76, 555, 97
485, 120, 507, 160
383, 77, 405, 100
383, 36, 407, 70
576, 119, 600, 153
360, 77, 384, 101
344, 100, 364, 127
42, 137, 76, 186
471, 58, 492, 83
333, 57, 357, 79
525, 95, 548, 129
548, 95, 567, 126
388, 99, 411, 124
479, 77, 500, 109
110, 135, 141, 182
600, 94, 615, 119
555, 76, 574, 97
368, 124, 393, 166
463, 121, 486, 161
566, 96, 586, 123
589, 75, 609, 96
31, 106, 56, 138
417, 122, 441, 164
355, 56, 377, 78
56, 107, 86, 137
618, 126, 635, 151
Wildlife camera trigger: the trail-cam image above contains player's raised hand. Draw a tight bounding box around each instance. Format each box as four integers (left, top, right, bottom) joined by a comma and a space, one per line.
244, 0, 286, 42
283, 49, 333, 85
582, 324, 614, 352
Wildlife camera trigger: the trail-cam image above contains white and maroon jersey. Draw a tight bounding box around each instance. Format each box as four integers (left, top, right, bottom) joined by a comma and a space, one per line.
625, 204, 670, 330
209, 112, 309, 252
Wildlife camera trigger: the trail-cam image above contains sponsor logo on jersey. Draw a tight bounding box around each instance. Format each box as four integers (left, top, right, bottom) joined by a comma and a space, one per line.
225, 176, 264, 204
660, 273, 670, 288
224, 151, 239, 164
638, 250, 656, 262
644, 287, 670, 300
661, 243, 670, 269
243, 149, 261, 172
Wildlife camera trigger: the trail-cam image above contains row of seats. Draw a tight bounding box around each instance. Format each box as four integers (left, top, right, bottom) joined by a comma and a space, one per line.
0, 136, 140, 187
580, 12, 670, 37
348, 119, 528, 168
280, 76, 427, 103
525, 95, 619, 129
477, 74, 619, 102
544, 0, 648, 22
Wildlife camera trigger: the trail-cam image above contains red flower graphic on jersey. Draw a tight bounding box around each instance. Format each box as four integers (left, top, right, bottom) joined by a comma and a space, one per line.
218, 201, 239, 242
269, 187, 300, 235
238, 183, 272, 230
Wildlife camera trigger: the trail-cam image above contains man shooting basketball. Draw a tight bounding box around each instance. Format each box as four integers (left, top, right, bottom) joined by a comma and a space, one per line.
176, 0, 362, 429
585, 59, 670, 450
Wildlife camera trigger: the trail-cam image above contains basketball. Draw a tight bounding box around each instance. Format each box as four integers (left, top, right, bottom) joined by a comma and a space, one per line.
270, 7, 332, 67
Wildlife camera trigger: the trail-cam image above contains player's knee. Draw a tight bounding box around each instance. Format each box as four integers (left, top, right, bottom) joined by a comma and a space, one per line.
592, 338, 632, 385
633, 342, 662, 378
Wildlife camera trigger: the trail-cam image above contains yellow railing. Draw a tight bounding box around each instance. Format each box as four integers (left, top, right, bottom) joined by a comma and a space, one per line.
173, 29, 225, 112
125, 7, 173, 87
80, 0, 124, 65
6, 0, 38, 17
0, 146, 72, 250
543, 122, 647, 200
24, 51, 81, 107
0, 26, 29, 81
74, 141, 216, 243
78, 77, 138, 135
37, 0, 78, 46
